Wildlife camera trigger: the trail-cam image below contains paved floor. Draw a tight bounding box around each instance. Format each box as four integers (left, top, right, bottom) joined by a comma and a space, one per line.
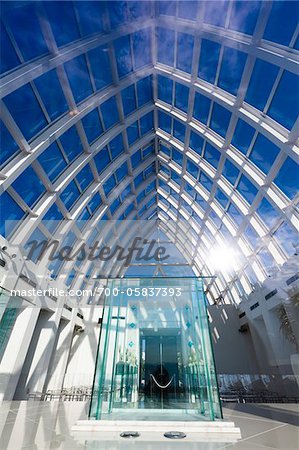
0, 401, 298, 449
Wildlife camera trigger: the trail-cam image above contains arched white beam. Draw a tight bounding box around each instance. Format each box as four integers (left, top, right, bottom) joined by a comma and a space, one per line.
155, 205, 252, 303
71, 186, 156, 288
156, 173, 278, 274
96, 204, 158, 280
154, 68, 299, 157
0, 68, 154, 190
157, 160, 288, 277
157, 184, 271, 285
0, 18, 155, 98
156, 14, 299, 75
1, 8, 297, 98
68, 195, 158, 291
157, 127, 298, 232
10, 132, 155, 245
25, 164, 157, 284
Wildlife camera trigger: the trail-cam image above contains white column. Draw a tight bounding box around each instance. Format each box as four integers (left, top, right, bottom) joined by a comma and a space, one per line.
24, 299, 65, 394
0, 306, 40, 402
46, 308, 77, 391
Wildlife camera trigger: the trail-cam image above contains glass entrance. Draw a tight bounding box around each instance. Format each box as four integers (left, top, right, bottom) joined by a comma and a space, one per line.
89, 277, 222, 421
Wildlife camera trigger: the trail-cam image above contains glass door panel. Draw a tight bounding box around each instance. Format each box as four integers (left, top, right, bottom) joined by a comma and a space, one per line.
89, 277, 222, 421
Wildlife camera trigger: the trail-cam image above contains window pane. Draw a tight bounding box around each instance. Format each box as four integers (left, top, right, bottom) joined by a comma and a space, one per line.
218, 47, 247, 96
38, 142, 67, 182
12, 166, 45, 207
198, 39, 221, 84
0, 191, 25, 237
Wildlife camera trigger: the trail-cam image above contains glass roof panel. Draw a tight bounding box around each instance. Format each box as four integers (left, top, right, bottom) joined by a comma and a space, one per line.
274, 222, 298, 257
88, 46, 112, 91
108, 1, 128, 29
177, 32, 194, 73
3, 2, 48, 61
222, 159, 240, 185
121, 84, 136, 116
114, 35, 133, 78
59, 126, 83, 162
244, 224, 259, 249
232, 119, 255, 155
116, 162, 128, 182
60, 180, 81, 209
3, 84, 47, 141
81, 109, 103, 144
74, 1, 105, 36
127, 121, 139, 145
228, 1, 261, 35
190, 131, 204, 155
42, 202, 63, 234
109, 134, 124, 160
128, 1, 151, 19
103, 174, 117, 197
245, 59, 279, 111
210, 103, 231, 138
237, 174, 258, 204
158, 75, 173, 104
140, 112, 154, 135
227, 203, 243, 226
0, 24, 20, 74
64, 55, 93, 104
218, 47, 247, 96
204, 143, 221, 169
88, 192, 102, 214
159, 111, 171, 134
157, 27, 175, 66
172, 148, 183, 166
178, 1, 198, 20
94, 147, 111, 174
274, 157, 298, 200
263, 1, 298, 46
159, 1, 176, 17
34, 69, 68, 121
268, 71, 299, 130
120, 184, 132, 202
110, 197, 121, 215
258, 248, 276, 274
76, 164, 94, 191
173, 120, 185, 142
38, 142, 67, 182
131, 149, 142, 169
0, 120, 19, 167
204, 1, 229, 27
137, 76, 153, 107
175, 83, 189, 113
0, 191, 25, 237
249, 134, 280, 173
133, 28, 152, 69
101, 96, 119, 130
215, 188, 229, 208
44, 1, 80, 47
198, 39, 221, 84
257, 197, 280, 229
193, 93, 211, 124
12, 166, 45, 208
199, 172, 213, 191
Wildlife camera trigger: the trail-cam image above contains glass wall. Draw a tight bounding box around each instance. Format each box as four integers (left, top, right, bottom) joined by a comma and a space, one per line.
0, 288, 20, 361
89, 277, 222, 421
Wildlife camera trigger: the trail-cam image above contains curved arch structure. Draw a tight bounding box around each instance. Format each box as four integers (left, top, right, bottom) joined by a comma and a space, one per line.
1, 0, 298, 307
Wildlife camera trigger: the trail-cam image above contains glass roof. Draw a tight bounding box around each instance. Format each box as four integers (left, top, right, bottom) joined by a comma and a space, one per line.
0, 0, 298, 305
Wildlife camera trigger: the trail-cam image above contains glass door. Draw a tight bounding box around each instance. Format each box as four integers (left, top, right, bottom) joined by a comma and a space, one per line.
89, 277, 222, 421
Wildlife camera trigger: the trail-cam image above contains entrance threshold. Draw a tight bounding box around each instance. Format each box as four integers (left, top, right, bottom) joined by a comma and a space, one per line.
72, 419, 241, 443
